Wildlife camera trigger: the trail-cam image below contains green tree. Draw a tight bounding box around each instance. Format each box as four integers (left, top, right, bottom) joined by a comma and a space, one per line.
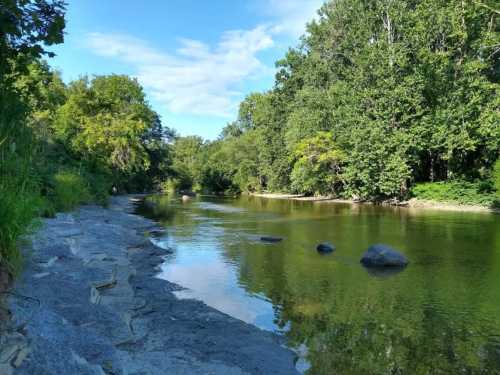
290, 131, 345, 196
205, 0, 499, 202
0, 0, 66, 270
53, 75, 166, 191
171, 136, 205, 191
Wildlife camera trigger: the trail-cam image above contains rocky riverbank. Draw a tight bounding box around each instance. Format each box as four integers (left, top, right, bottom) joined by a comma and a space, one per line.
0, 196, 298, 374
250, 193, 498, 213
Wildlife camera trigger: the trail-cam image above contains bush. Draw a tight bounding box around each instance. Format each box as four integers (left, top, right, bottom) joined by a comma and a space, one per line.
493, 160, 500, 198
411, 181, 496, 206
85, 171, 111, 206
0, 184, 41, 273
159, 178, 181, 194
50, 170, 92, 211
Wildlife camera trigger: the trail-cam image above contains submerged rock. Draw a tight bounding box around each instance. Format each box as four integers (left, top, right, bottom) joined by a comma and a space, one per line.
360, 244, 408, 267
260, 236, 283, 243
316, 242, 335, 253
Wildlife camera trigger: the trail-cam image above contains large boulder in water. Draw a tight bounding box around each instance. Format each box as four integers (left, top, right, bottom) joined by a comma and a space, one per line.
316, 242, 335, 253
360, 244, 408, 267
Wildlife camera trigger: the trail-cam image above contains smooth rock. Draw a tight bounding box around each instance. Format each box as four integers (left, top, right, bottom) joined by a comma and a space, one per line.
316, 242, 335, 253
360, 244, 408, 267
181, 195, 191, 202
260, 236, 283, 243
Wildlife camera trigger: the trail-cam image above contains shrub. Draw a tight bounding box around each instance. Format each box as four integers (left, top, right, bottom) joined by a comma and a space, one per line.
493, 160, 500, 198
85, 171, 111, 206
0, 184, 41, 273
50, 170, 92, 211
159, 178, 181, 194
411, 181, 496, 206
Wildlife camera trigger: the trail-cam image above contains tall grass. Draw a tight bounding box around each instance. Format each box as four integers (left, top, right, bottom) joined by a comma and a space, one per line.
0, 91, 41, 273
49, 170, 92, 211
0, 183, 40, 273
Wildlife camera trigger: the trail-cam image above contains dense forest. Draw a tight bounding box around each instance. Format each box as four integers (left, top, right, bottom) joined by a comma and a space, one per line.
173, 0, 499, 205
0, 0, 499, 271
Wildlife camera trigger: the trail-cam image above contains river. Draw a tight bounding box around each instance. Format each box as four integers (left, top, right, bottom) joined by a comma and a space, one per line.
136, 194, 500, 374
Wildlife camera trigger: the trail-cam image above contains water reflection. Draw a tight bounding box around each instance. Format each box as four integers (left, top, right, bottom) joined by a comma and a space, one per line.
136, 195, 500, 374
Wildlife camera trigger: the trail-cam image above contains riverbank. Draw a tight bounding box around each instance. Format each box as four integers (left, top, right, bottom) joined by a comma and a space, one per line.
0, 196, 298, 374
250, 193, 499, 213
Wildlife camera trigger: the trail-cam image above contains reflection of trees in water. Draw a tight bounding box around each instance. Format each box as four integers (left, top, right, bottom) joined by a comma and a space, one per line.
226, 240, 500, 374
138, 196, 200, 238
142, 195, 500, 373
137, 196, 177, 222
272, 284, 500, 374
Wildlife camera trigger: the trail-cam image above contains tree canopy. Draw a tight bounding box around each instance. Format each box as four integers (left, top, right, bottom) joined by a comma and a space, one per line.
181, 0, 499, 202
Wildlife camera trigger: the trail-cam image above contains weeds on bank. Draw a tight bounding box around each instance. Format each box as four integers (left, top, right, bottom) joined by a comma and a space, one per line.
412, 181, 498, 207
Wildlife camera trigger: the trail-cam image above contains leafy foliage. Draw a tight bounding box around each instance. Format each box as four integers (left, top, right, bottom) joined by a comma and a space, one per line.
494, 160, 500, 198
0, 2, 178, 270
49, 170, 92, 211
193, 0, 499, 202
290, 131, 345, 196
0, 0, 66, 272
412, 181, 496, 206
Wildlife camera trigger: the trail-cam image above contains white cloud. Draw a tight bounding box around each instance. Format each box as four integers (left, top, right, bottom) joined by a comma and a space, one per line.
84, 1, 325, 120
86, 26, 274, 118
257, 0, 325, 38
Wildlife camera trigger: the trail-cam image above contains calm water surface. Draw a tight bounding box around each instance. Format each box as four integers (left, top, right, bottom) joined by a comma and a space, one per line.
136, 195, 500, 374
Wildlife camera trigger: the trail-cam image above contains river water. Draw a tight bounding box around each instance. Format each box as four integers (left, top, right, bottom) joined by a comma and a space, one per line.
136, 195, 500, 374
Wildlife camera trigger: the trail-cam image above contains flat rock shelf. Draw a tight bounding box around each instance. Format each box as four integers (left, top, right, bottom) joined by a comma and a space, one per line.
0, 196, 297, 375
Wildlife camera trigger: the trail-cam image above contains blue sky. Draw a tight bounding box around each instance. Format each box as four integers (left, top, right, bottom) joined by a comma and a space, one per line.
47, 0, 324, 139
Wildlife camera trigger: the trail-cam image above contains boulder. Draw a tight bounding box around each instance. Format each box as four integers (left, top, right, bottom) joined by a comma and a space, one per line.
360, 244, 408, 267
316, 242, 335, 253
260, 236, 283, 243
181, 195, 191, 202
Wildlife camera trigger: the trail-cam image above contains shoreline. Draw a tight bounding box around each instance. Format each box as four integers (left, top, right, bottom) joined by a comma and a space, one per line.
0, 196, 298, 374
250, 193, 499, 214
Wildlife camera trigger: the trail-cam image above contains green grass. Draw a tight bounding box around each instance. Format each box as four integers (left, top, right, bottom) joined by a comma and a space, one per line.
411, 180, 497, 207
0, 183, 41, 274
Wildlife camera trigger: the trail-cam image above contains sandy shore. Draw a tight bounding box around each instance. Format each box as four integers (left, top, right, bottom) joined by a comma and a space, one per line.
250, 193, 498, 213
0, 196, 298, 374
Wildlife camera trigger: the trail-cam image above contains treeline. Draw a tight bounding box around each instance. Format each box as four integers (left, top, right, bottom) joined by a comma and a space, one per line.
173, 0, 499, 204
0, 1, 175, 271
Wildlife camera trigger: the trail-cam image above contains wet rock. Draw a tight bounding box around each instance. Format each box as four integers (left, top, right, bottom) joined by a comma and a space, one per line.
360, 244, 408, 267
260, 236, 283, 243
148, 228, 166, 237
316, 242, 335, 253
181, 195, 191, 202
